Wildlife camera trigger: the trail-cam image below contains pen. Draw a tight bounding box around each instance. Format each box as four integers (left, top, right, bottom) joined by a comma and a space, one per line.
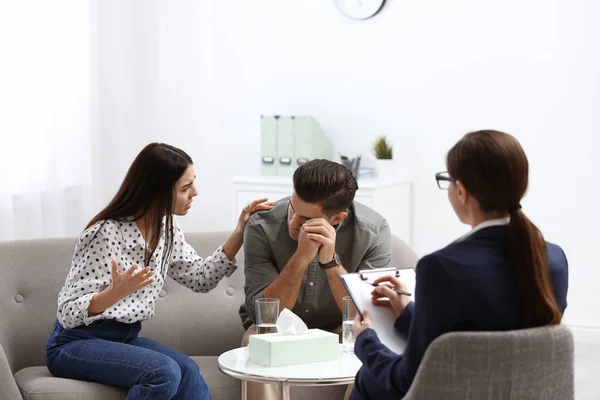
369, 283, 412, 297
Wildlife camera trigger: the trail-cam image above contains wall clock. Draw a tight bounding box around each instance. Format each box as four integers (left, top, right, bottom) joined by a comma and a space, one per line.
334, 0, 386, 20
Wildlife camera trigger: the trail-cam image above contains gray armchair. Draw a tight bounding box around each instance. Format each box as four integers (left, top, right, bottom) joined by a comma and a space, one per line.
403, 324, 575, 400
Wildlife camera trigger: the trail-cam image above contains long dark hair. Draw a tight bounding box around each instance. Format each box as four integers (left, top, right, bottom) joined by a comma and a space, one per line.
447, 130, 561, 328
86, 143, 193, 269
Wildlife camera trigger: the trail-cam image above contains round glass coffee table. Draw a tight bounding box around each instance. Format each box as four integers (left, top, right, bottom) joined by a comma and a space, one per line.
218, 345, 362, 400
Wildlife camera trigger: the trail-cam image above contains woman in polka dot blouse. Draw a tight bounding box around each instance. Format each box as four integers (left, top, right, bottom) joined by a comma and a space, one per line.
44, 143, 272, 400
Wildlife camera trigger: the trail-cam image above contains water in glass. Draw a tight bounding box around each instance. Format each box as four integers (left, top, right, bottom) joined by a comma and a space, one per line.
257, 323, 278, 334
342, 320, 355, 352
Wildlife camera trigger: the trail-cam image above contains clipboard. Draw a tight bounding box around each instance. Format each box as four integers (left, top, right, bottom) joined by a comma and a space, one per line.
339, 267, 416, 354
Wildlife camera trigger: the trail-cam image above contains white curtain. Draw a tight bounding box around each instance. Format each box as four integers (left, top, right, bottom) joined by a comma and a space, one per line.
0, 1, 93, 241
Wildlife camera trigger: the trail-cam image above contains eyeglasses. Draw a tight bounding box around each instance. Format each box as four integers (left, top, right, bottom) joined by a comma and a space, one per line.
435, 171, 456, 190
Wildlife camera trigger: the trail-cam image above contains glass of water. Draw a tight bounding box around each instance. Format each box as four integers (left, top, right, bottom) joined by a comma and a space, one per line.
255, 298, 280, 334
342, 296, 358, 353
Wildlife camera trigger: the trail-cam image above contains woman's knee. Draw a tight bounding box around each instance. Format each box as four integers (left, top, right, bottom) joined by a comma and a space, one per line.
180, 355, 200, 377
147, 357, 182, 395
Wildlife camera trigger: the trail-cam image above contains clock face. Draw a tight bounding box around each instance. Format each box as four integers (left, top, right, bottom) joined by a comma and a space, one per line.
334, 0, 386, 20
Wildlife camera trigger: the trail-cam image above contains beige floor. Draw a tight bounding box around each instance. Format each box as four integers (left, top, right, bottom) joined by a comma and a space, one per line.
574, 342, 600, 399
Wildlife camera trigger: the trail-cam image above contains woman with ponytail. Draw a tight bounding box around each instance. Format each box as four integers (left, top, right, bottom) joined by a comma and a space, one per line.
349, 130, 568, 400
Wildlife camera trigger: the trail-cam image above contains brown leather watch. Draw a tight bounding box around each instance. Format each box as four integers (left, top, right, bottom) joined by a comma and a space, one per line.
319, 253, 341, 270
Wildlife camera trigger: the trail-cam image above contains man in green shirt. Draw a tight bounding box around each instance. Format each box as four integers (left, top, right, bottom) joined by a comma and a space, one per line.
239, 159, 393, 400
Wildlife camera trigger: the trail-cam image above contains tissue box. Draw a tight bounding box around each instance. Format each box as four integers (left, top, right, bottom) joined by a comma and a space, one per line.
249, 329, 339, 367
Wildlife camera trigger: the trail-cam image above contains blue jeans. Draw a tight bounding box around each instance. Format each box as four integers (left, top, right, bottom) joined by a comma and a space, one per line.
45, 319, 211, 400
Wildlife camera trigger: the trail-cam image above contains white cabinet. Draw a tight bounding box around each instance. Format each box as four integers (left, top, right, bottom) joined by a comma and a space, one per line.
232, 176, 413, 246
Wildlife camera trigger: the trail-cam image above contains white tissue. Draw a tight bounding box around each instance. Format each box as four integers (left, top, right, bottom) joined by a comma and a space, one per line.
275, 308, 309, 336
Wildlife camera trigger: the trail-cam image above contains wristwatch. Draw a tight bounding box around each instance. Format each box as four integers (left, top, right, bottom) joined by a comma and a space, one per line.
319, 253, 341, 270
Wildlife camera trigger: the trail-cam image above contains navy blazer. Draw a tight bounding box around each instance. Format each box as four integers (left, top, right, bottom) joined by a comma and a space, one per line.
350, 225, 569, 400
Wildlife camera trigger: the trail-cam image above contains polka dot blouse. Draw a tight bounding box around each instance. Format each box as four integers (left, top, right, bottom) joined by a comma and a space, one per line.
56, 218, 237, 328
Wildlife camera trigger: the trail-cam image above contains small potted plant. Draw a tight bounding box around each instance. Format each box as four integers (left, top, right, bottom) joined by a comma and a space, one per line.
373, 135, 394, 179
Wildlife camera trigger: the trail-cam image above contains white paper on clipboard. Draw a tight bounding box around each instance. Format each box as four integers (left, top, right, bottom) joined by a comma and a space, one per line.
339, 267, 416, 354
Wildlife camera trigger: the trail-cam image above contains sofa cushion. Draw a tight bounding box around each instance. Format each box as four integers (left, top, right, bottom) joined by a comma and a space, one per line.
14, 356, 239, 400
14, 366, 126, 400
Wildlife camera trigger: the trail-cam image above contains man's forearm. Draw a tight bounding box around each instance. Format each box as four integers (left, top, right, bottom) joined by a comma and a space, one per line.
325, 264, 350, 311
263, 252, 312, 311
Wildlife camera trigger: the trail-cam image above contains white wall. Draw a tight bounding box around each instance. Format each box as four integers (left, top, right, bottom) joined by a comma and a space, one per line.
94, 0, 600, 331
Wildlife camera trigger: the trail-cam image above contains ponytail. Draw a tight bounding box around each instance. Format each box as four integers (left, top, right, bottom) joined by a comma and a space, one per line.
507, 209, 562, 327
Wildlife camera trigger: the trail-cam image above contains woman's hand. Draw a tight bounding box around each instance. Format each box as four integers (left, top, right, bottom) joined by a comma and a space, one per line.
108, 259, 154, 300
237, 198, 273, 232
371, 275, 411, 319
89, 259, 154, 316
222, 198, 273, 261
352, 308, 373, 338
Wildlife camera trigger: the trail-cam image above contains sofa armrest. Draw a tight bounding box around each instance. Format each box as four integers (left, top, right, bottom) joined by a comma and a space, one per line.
0, 341, 23, 400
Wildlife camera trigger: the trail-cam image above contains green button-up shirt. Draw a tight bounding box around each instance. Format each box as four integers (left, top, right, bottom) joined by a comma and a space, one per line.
239, 197, 392, 330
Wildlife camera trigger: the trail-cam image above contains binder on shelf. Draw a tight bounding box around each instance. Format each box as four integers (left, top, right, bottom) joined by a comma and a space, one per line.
277, 116, 295, 177
260, 115, 335, 176
260, 116, 278, 176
